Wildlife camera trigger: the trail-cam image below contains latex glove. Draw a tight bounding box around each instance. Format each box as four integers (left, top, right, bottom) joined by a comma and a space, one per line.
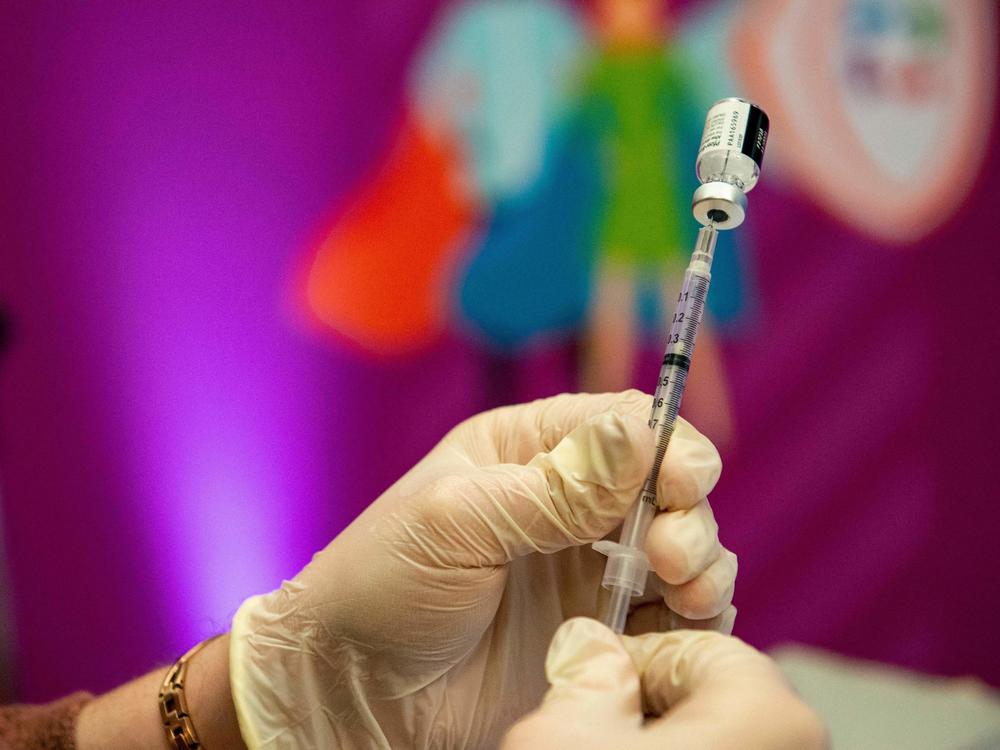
230, 390, 736, 749
502, 617, 829, 750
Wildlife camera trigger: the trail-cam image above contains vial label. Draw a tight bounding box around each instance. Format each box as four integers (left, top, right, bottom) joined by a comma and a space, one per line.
698, 99, 769, 168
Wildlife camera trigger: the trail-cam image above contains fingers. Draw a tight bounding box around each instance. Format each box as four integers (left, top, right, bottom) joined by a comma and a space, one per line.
622, 630, 829, 750
504, 619, 828, 750
665, 604, 737, 636
635, 418, 729, 620
463, 390, 651, 466
416, 408, 654, 564
655, 417, 722, 511
419, 392, 725, 570
661, 549, 737, 619
643, 494, 737, 620
644, 498, 721, 584
461, 393, 720, 504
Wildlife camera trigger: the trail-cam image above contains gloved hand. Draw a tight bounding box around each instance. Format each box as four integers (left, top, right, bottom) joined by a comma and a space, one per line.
502, 617, 829, 750
230, 390, 736, 749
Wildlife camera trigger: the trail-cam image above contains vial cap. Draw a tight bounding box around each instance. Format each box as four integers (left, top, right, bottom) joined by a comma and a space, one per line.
692, 182, 746, 229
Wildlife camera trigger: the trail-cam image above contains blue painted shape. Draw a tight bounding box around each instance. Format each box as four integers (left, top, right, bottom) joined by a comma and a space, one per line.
412, 0, 586, 202
457, 118, 604, 349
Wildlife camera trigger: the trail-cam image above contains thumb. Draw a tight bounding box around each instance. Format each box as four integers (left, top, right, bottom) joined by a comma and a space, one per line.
417, 409, 654, 566
501, 618, 640, 748
542, 617, 642, 722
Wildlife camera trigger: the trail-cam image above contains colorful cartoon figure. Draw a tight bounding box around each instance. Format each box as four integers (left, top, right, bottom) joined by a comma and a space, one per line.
306, 0, 750, 442
572, 0, 733, 440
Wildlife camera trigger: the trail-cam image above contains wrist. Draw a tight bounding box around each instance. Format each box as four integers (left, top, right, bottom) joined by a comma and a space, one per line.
75, 634, 246, 750
175, 634, 246, 750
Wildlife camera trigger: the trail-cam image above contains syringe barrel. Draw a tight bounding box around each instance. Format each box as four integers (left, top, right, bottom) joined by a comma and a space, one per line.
618, 483, 658, 549
595, 227, 719, 633
604, 586, 632, 634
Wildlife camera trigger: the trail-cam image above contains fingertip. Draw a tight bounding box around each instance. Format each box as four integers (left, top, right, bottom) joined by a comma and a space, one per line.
663, 550, 737, 620
657, 419, 722, 510
553, 616, 617, 645
718, 605, 737, 636
665, 605, 737, 635
645, 523, 701, 586
546, 617, 634, 693
643, 502, 721, 585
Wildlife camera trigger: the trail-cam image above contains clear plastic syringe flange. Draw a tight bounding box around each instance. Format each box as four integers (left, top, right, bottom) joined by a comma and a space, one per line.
594, 97, 769, 634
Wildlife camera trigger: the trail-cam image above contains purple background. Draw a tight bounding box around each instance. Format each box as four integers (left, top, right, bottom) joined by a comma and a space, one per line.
1, 1, 998, 702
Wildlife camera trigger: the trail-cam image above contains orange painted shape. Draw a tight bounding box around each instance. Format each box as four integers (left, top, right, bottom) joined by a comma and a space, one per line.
307, 112, 477, 354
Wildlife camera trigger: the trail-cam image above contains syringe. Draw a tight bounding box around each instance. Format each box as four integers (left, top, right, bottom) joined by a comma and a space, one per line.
594, 98, 769, 634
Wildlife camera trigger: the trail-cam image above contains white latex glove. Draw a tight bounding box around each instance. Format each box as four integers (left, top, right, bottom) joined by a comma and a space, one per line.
502, 617, 829, 750
230, 390, 736, 749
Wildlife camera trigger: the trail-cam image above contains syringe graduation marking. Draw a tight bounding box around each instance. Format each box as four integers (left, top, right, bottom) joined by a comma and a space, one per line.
662, 353, 691, 370
644, 242, 712, 501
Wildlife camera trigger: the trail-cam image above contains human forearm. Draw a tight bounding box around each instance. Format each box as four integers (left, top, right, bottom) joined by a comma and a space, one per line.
76, 634, 245, 750
0, 692, 91, 749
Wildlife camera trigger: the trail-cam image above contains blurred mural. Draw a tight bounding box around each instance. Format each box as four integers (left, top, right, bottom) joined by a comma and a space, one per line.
306, 0, 995, 445
308, 0, 748, 441
1, 0, 998, 704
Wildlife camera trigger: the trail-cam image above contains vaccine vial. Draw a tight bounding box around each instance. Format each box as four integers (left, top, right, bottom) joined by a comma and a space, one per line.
691, 98, 769, 229
696, 97, 769, 191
